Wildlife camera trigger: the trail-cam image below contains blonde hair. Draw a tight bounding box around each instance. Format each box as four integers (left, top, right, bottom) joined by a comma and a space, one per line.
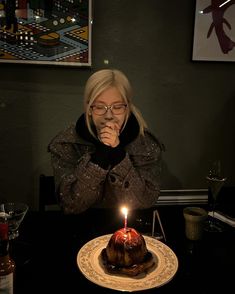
84, 69, 147, 137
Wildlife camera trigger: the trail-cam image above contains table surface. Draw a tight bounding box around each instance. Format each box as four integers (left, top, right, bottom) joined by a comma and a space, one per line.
13, 206, 235, 294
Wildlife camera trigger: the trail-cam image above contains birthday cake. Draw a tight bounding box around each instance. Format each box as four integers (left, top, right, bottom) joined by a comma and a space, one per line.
101, 227, 155, 276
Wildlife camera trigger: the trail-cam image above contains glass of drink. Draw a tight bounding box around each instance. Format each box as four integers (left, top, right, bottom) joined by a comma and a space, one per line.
0, 202, 29, 240
204, 161, 226, 233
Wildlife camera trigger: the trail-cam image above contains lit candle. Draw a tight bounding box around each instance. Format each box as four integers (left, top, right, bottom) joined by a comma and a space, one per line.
121, 207, 128, 231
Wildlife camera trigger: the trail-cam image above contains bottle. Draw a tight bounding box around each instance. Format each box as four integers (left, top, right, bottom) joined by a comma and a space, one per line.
0, 222, 16, 294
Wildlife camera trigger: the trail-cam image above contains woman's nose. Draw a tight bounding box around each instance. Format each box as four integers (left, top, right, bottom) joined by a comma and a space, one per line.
104, 108, 114, 119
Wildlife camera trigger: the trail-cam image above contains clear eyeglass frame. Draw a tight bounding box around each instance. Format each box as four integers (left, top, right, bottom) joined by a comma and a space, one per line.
90, 103, 127, 116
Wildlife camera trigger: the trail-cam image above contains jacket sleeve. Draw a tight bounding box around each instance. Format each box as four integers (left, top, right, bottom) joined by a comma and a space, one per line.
48, 141, 109, 214
102, 132, 163, 209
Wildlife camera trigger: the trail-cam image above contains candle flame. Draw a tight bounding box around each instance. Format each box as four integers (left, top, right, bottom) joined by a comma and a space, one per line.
121, 207, 128, 217
121, 207, 128, 231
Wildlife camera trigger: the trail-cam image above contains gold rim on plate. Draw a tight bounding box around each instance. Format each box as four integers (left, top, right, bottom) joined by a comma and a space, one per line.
77, 234, 178, 292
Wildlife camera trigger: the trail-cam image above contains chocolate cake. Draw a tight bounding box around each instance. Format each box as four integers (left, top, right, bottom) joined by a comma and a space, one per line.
101, 228, 155, 276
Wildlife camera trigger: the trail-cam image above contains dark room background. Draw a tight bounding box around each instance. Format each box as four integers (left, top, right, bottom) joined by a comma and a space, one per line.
0, 0, 234, 210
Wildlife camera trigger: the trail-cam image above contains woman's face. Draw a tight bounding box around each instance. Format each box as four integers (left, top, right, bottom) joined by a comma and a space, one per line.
90, 86, 127, 132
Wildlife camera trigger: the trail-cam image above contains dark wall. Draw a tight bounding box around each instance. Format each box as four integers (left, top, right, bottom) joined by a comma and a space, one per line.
0, 0, 234, 209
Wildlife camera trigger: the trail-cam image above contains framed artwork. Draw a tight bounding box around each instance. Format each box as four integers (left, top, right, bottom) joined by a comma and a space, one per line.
0, 0, 92, 67
192, 0, 235, 61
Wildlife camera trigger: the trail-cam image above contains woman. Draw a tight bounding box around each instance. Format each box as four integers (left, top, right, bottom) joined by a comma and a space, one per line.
48, 69, 164, 214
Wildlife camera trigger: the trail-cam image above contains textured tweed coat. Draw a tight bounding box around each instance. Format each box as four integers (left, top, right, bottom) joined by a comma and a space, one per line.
48, 115, 163, 214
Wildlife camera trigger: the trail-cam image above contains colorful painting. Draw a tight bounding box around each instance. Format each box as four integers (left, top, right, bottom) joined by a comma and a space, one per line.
192, 0, 235, 61
0, 0, 92, 66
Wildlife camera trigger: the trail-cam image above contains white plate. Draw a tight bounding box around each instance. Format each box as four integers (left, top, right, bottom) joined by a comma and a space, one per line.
77, 234, 178, 292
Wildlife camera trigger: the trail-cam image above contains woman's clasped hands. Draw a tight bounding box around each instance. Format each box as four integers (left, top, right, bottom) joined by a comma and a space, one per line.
98, 122, 120, 147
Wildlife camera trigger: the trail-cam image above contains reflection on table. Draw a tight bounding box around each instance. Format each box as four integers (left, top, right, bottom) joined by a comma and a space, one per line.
14, 206, 235, 293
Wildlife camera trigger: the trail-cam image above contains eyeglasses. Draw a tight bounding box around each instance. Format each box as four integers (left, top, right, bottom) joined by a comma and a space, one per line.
90, 103, 127, 115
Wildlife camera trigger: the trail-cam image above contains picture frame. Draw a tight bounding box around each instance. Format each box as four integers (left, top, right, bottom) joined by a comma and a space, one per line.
0, 0, 92, 67
192, 0, 235, 62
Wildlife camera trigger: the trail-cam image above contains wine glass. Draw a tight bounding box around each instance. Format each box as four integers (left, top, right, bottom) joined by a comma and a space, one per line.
0, 202, 29, 240
204, 161, 226, 233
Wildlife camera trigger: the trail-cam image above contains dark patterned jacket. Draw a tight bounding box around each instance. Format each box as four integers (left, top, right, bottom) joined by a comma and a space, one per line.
48, 114, 164, 214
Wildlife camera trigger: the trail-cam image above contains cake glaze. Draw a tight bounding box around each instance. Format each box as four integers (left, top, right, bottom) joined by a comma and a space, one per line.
101, 228, 155, 276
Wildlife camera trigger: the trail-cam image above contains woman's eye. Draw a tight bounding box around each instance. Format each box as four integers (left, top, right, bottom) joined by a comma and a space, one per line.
113, 105, 123, 110
96, 105, 105, 110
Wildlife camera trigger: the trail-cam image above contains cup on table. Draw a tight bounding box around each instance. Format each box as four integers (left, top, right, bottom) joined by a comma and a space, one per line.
183, 207, 208, 241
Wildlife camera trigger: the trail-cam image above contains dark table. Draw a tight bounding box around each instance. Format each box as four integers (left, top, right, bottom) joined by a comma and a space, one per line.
13, 206, 235, 293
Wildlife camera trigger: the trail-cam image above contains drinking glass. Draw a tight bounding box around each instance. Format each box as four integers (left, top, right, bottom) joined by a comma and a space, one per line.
0, 202, 29, 240
204, 161, 226, 233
